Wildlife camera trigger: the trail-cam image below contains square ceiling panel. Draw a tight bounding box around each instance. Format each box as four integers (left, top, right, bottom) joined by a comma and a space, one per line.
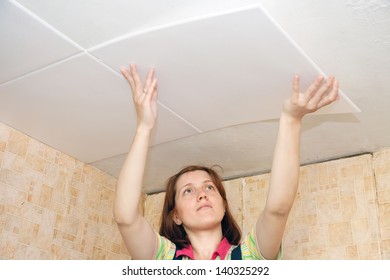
15, 0, 261, 49
91, 5, 360, 132
0, 0, 81, 84
0, 54, 199, 163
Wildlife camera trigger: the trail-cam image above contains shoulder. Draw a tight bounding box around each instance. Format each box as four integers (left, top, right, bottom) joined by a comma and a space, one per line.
240, 227, 283, 260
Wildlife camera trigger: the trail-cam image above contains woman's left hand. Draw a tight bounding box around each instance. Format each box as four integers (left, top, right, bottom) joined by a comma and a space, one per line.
282, 75, 339, 120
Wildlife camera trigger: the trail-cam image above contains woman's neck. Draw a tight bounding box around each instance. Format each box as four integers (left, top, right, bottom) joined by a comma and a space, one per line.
185, 227, 223, 260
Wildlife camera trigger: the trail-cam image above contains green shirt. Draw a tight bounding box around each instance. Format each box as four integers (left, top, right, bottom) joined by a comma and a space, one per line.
153, 227, 283, 260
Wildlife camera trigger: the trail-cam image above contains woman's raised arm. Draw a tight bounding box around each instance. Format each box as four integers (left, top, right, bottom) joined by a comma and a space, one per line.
113, 64, 158, 259
256, 75, 339, 259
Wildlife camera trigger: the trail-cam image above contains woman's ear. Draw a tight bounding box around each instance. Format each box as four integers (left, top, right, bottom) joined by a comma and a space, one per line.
174, 211, 182, 225
171, 209, 182, 225
174, 215, 182, 225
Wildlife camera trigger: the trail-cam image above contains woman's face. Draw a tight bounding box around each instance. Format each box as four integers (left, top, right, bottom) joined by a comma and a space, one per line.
173, 170, 225, 232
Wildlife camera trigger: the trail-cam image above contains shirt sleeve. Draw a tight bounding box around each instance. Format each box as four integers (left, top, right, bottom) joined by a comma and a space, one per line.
240, 227, 283, 260
153, 231, 176, 260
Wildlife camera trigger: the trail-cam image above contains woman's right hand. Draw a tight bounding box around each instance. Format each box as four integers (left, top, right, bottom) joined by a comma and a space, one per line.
121, 64, 158, 131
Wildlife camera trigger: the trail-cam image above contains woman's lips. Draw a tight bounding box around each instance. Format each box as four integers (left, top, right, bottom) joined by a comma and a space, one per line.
197, 204, 212, 211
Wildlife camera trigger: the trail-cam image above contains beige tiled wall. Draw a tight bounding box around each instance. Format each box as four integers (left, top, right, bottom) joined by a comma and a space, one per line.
283, 155, 381, 259
373, 149, 390, 259
0, 123, 130, 259
1, 121, 390, 259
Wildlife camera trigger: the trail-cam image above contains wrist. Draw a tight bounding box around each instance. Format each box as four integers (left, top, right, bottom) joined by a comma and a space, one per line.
136, 124, 154, 135
280, 111, 303, 126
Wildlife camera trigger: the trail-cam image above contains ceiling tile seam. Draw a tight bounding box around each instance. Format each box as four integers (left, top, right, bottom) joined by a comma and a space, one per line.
258, 3, 329, 78
157, 101, 203, 133
0, 52, 85, 87
260, 4, 331, 79
257, 3, 362, 113
84, 53, 203, 134
86, 4, 263, 53
84, 52, 123, 79
10, 0, 84, 51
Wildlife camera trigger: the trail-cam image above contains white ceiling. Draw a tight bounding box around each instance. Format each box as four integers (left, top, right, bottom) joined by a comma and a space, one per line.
1, 0, 389, 193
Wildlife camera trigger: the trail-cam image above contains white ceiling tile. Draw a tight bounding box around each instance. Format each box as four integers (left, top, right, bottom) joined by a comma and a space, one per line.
15, 0, 261, 49
0, 0, 81, 84
91, 6, 360, 132
0, 54, 198, 163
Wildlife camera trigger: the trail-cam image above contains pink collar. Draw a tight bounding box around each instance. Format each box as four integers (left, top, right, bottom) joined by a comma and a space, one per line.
175, 237, 232, 260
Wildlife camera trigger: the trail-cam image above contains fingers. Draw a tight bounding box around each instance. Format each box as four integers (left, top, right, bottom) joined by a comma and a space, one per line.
120, 67, 135, 88
144, 68, 155, 93
330, 79, 339, 101
306, 75, 332, 107
292, 75, 300, 103
149, 78, 158, 94
305, 75, 339, 110
121, 64, 157, 101
317, 78, 339, 108
150, 82, 159, 113
121, 64, 141, 98
130, 64, 142, 88
141, 78, 157, 102
305, 75, 325, 101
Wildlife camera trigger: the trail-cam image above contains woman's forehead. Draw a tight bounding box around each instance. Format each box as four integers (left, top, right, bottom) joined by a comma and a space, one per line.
176, 170, 213, 188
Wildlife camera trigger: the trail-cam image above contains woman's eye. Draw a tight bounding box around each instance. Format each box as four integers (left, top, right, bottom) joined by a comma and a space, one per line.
206, 185, 215, 191
183, 188, 193, 195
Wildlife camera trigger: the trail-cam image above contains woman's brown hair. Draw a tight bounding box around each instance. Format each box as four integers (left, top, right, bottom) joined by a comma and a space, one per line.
159, 165, 242, 249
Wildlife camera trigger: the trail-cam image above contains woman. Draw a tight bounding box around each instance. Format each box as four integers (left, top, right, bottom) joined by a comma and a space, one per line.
114, 64, 339, 260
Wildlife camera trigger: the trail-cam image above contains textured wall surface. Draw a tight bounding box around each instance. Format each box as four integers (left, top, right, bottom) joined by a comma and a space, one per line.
1, 121, 390, 259
283, 155, 380, 259
0, 122, 131, 259
373, 149, 390, 259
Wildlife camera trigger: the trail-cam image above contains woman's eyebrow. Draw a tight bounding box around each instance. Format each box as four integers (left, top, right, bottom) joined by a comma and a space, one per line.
180, 179, 213, 189
203, 180, 214, 184
178, 182, 193, 191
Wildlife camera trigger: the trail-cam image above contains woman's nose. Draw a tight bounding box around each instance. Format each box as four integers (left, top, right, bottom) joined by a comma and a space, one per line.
197, 189, 208, 201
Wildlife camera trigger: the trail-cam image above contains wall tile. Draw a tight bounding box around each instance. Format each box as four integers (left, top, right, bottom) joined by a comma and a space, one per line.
301, 244, 327, 259
356, 242, 381, 259
0, 231, 18, 259
328, 221, 353, 247
224, 178, 243, 230
373, 148, 390, 259
381, 239, 390, 253
346, 245, 358, 259
242, 174, 269, 235
0, 141, 6, 152
6, 130, 29, 157
144, 192, 165, 232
